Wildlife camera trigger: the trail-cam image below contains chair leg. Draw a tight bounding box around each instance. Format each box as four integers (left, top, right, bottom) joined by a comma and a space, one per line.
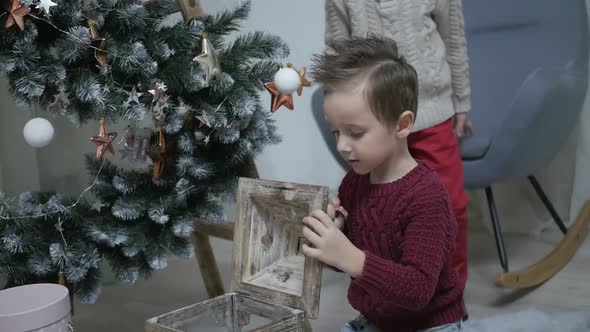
485, 187, 509, 272
527, 175, 568, 235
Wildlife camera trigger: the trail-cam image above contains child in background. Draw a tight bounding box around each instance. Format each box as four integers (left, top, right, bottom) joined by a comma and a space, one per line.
302, 36, 465, 332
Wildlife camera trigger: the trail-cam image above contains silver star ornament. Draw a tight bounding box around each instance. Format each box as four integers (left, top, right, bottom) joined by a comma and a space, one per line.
36, 0, 57, 15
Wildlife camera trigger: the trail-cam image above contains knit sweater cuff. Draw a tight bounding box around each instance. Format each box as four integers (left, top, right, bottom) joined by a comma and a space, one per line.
453, 94, 471, 114
352, 251, 392, 292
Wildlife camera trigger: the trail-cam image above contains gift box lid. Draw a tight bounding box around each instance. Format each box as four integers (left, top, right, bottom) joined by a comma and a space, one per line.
0, 283, 71, 332
230, 177, 328, 319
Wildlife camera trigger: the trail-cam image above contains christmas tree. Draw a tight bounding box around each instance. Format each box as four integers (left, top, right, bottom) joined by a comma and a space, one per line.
0, 0, 291, 303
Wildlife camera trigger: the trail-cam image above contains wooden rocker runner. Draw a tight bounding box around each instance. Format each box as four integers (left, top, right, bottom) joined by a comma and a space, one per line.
493, 199, 590, 288
486, 175, 590, 289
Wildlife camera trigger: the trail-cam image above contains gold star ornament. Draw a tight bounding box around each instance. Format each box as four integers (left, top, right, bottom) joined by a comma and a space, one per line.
296, 66, 311, 96
88, 19, 107, 67
193, 33, 221, 87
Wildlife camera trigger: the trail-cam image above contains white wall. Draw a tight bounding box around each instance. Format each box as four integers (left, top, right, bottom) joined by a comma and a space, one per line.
570, 1, 590, 228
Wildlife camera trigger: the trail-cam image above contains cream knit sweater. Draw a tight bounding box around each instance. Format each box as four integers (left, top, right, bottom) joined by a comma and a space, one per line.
324, 0, 471, 132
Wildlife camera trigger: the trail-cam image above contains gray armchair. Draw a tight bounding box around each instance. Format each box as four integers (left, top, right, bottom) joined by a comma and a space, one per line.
460, 0, 589, 272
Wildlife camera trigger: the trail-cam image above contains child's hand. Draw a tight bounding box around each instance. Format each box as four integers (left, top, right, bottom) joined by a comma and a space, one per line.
327, 197, 348, 230
454, 113, 474, 137
302, 210, 364, 277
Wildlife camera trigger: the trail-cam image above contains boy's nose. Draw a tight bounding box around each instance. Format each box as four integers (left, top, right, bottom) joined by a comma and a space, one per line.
336, 138, 352, 155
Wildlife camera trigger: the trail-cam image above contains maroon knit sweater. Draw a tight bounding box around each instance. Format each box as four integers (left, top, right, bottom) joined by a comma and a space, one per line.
338, 162, 466, 332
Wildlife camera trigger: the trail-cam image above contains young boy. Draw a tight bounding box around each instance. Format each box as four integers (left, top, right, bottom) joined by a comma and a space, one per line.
301, 36, 466, 332
324, 0, 472, 289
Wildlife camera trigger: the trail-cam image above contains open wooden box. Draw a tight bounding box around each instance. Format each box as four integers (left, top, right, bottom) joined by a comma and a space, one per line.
145, 177, 328, 331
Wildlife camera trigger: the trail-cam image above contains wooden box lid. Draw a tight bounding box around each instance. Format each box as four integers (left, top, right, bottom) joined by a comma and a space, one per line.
230, 177, 328, 319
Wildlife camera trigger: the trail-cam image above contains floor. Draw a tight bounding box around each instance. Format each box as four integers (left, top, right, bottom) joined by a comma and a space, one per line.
71, 225, 590, 331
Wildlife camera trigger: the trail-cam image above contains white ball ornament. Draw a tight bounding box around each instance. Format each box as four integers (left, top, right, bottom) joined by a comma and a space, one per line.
23, 117, 55, 148
273, 64, 300, 94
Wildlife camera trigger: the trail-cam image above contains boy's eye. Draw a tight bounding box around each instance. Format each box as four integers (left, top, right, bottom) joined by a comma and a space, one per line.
350, 131, 365, 138
331, 130, 339, 136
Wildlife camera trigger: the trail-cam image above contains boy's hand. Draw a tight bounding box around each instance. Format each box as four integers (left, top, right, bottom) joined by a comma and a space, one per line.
302, 210, 364, 277
327, 197, 348, 230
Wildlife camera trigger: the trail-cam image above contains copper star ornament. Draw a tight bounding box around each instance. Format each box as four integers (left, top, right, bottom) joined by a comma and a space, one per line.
146, 128, 168, 180
88, 19, 108, 67
193, 33, 221, 87
4, 0, 30, 31
296, 66, 311, 96
90, 118, 118, 160
264, 82, 294, 113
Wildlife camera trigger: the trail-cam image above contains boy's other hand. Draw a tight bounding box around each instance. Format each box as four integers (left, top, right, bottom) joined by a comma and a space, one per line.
302, 209, 364, 277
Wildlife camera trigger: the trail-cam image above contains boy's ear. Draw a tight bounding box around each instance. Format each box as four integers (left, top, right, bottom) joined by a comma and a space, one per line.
396, 111, 414, 138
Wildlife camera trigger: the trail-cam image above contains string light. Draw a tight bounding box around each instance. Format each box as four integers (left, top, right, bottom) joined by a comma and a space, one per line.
0, 158, 106, 220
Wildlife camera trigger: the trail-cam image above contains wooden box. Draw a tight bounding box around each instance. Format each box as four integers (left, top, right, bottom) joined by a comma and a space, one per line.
145, 178, 328, 331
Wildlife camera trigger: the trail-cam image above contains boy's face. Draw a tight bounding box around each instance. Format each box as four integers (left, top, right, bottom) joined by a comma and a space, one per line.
323, 87, 412, 177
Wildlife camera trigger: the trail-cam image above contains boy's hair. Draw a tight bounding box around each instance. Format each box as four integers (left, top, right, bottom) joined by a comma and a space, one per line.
310, 35, 418, 128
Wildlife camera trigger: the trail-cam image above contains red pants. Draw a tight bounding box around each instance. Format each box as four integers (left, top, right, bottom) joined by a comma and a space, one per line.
408, 118, 469, 287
